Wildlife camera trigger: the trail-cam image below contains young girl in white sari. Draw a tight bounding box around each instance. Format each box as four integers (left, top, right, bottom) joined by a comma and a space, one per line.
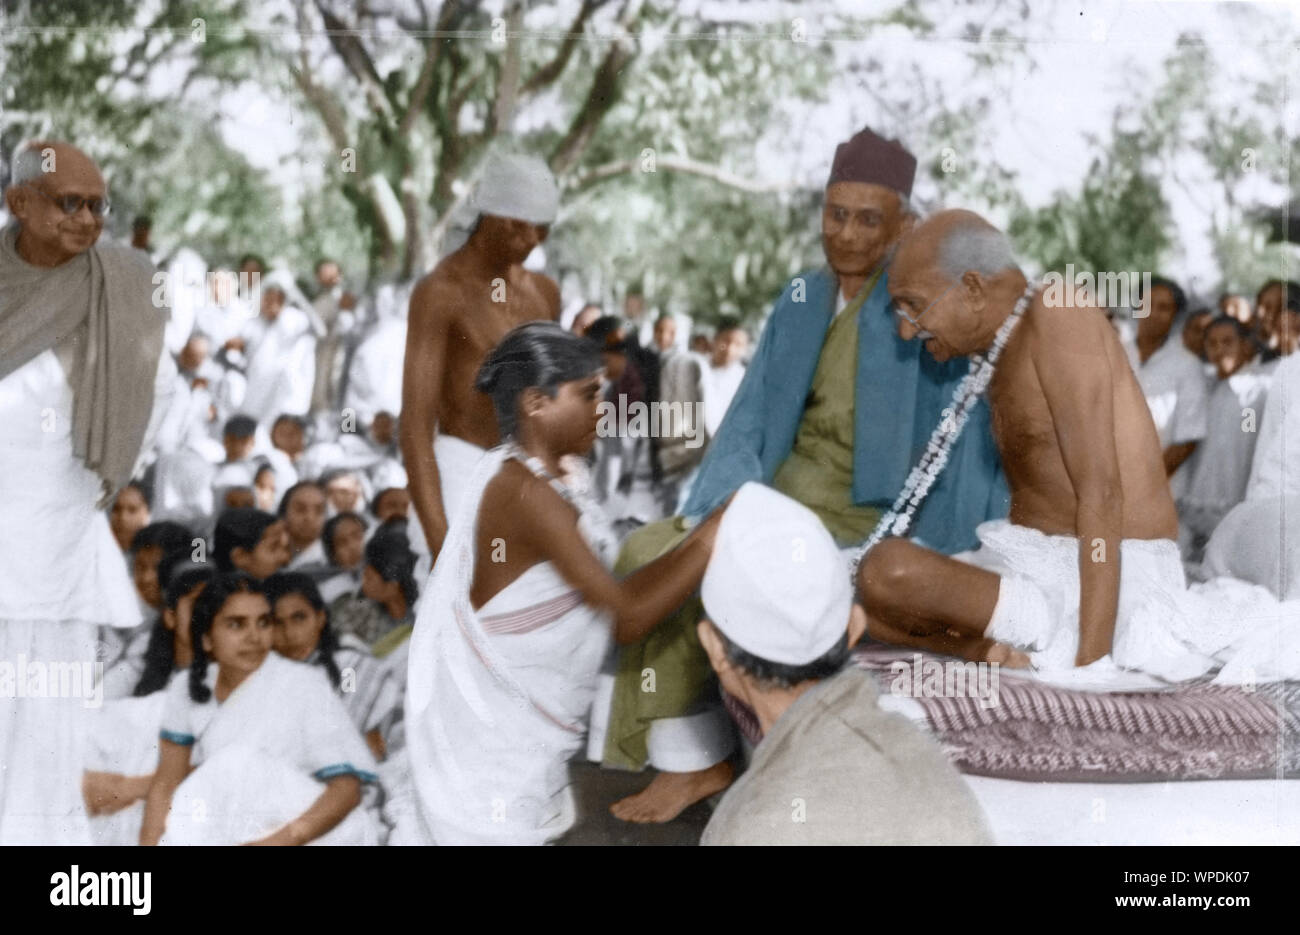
82, 561, 213, 844
265, 571, 400, 761
140, 572, 380, 845
406, 323, 724, 845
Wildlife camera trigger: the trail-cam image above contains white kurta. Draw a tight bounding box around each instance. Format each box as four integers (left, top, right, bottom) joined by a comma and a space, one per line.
1137, 339, 1210, 499
240, 306, 316, 427
700, 360, 746, 439
343, 317, 407, 424
1179, 364, 1272, 543
0, 348, 147, 843
1248, 352, 1300, 500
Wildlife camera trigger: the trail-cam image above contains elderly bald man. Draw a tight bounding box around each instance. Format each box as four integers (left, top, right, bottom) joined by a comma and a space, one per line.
859, 210, 1182, 672
602, 130, 1009, 824
0, 141, 171, 842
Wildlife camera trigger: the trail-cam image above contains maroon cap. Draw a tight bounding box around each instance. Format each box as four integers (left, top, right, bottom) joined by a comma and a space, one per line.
826, 127, 917, 197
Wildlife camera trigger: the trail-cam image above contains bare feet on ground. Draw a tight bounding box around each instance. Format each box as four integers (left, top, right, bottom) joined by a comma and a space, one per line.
609, 760, 735, 824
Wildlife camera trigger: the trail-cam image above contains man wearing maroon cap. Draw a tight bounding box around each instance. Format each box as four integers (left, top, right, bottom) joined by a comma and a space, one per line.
601, 128, 1009, 824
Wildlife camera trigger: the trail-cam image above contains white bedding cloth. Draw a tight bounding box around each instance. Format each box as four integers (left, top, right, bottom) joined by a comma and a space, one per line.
877, 686, 1300, 845
968, 776, 1300, 845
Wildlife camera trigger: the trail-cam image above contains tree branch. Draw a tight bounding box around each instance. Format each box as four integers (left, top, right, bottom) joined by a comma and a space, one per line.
313, 0, 396, 125
400, 0, 464, 135
570, 154, 794, 195
290, 3, 351, 156
492, 1, 525, 133
520, 0, 606, 97
548, 0, 644, 177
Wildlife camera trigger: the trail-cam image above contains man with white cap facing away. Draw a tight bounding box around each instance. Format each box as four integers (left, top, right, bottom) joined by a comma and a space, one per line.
401, 151, 562, 561
696, 482, 992, 845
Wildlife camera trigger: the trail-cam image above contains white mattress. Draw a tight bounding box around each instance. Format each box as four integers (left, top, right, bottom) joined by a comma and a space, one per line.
967, 775, 1300, 845
877, 685, 1300, 845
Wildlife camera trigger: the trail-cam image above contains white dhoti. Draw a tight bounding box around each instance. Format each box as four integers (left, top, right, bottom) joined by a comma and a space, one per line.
0, 621, 99, 844
409, 434, 487, 559
1202, 495, 1300, 601
954, 520, 1290, 681
0, 350, 144, 844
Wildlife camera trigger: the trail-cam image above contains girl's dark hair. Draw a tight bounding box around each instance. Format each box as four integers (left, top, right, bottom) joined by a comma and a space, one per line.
1256, 279, 1300, 311
322, 511, 366, 566
365, 525, 419, 612
277, 480, 323, 517
370, 487, 405, 518
130, 521, 193, 557
222, 414, 257, 439
188, 572, 266, 703
133, 562, 216, 698
212, 508, 278, 573
264, 572, 342, 688
118, 478, 153, 510
1144, 275, 1187, 319
475, 322, 603, 438
1206, 315, 1250, 340
583, 315, 629, 351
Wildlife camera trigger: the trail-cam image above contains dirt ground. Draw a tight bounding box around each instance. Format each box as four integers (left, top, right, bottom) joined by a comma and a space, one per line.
555, 761, 715, 846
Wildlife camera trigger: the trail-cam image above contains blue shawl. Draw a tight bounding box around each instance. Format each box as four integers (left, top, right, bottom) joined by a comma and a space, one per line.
682, 267, 1008, 554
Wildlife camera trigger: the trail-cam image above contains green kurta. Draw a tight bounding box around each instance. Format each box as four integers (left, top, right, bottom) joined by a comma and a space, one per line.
772, 276, 882, 546
603, 277, 881, 771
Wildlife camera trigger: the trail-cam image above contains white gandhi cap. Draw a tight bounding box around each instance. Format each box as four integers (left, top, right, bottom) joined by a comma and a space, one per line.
700, 482, 853, 666
472, 152, 560, 226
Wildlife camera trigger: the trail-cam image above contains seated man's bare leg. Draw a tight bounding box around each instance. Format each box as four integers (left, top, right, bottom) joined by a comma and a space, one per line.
609, 761, 734, 824
859, 538, 1029, 667
864, 610, 1030, 667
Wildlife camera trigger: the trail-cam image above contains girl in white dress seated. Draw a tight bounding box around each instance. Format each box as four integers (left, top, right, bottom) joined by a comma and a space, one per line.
406, 323, 725, 845
140, 572, 379, 845
264, 571, 398, 761
82, 561, 214, 842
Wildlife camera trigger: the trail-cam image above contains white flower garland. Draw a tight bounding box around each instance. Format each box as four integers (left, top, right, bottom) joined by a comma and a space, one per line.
847, 279, 1040, 580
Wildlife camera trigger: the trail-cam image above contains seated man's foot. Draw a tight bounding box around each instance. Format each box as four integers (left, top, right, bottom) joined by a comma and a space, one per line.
979, 638, 1031, 669
609, 760, 734, 824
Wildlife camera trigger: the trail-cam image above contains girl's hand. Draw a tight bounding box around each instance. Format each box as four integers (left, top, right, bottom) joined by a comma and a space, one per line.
242, 829, 294, 846
243, 820, 307, 846
83, 771, 141, 816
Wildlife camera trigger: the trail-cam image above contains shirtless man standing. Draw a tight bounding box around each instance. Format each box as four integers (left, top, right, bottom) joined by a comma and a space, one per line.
859, 210, 1180, 671
401, 153, 561, 559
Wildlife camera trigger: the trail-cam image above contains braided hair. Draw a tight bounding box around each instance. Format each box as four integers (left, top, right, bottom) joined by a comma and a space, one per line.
264, 571, 342, 689
212, 508, 279, 573
133, 559, 215, 698
364, 524, 420, 613
475, 321, 603, 439
187, 572, 266, 703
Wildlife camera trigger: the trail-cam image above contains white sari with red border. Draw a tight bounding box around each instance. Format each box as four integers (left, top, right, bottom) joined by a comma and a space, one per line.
406, 446, 615, 845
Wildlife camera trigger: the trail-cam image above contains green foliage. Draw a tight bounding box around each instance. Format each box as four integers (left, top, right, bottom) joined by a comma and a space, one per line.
4, 0, 1293, 320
